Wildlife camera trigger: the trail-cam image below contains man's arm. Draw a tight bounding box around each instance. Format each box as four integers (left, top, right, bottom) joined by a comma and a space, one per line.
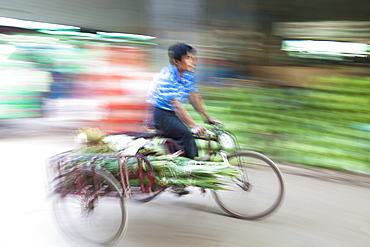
188, 92, 217, 123
171, 98, 206, 136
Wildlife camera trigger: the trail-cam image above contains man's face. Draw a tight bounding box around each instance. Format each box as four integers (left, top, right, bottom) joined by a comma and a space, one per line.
175, 51, 197, 74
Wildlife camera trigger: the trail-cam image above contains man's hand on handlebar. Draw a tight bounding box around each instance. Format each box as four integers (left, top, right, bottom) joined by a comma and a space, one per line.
207, 117, 222, 125
191, 125, 207, 136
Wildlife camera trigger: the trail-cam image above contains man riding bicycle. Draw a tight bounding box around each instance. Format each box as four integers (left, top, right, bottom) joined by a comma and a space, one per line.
147, 43, 218, 159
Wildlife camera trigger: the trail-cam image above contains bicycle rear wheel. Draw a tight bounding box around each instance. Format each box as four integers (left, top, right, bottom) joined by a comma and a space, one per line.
213, 151, 285, 220
53, 167, 127, 246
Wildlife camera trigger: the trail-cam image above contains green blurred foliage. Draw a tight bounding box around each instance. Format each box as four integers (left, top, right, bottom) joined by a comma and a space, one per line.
189, 76, 370, 174
0, 91, 42, 119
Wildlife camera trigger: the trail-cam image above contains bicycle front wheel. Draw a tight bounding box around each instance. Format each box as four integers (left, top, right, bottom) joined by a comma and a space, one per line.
53, 168, 127, 246
213, 151, 285, 220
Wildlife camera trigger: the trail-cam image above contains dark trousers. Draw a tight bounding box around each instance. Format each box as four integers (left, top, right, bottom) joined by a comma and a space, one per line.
153, 107, 198, 159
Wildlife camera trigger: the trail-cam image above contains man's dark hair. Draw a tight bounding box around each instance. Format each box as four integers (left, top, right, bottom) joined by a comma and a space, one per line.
168, 43, 196, 65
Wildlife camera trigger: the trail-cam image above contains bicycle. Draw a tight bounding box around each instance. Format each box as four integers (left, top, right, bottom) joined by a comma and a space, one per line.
133, 122, 285, 217
48, 122, 285, 246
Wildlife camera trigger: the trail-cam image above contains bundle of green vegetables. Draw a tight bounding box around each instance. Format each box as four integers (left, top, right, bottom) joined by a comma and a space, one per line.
66, 128, 241, 190
86, 154, 240, 190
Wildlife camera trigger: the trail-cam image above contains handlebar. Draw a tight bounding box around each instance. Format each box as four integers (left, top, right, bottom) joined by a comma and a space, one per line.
206, 119, 223, 126
193, 121, 223, 137
205, 129, 215, 136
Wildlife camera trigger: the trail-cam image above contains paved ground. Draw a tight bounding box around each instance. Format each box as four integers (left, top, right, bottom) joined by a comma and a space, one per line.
1, 118, 370, 247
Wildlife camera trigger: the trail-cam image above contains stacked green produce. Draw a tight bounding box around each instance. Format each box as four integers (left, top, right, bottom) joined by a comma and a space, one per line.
65, 128, 241, 190
194, 76, 370, 174
83, 155, 240, 190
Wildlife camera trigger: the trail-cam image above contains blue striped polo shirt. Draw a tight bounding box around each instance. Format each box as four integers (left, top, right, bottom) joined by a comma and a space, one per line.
147, 65, 199, 111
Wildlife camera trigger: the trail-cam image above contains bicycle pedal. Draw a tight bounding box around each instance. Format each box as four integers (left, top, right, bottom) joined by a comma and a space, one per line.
171, 187, 190, 196
177, 190, 190, 196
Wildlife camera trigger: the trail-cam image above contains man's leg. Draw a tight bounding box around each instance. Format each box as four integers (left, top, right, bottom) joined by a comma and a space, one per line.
153, 108, 198, 159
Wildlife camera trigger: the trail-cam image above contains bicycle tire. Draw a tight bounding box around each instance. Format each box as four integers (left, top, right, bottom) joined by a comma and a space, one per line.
213, 151, 285, 220
53, 167, 127, 246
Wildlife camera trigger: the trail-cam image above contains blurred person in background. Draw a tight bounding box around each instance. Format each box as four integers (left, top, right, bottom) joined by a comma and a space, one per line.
147, 43, 218, 159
